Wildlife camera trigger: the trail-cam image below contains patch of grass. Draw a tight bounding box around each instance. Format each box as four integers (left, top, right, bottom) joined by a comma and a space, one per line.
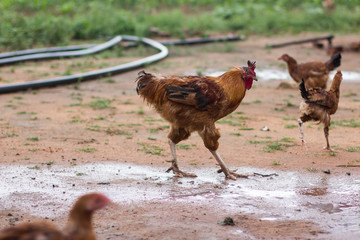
239, 127, 254, 131
28, 165, 40, 170
285, 101, 296, 107
137, 143, 164, 156
343, 92, 357, 97
274, 108, 285, 112
127, 107, 145, 115
70, 118, 85, 123
177, 144, 194, 150
104, 78, 115, 83
89, 98, 114, 110
329, 152, 336, 157
216, 119, 242, 126
149, 128, 159, 133
306, 167, 318, 172
78, 147, 97, 153
252, 100, 262, 104
6, 132, 18, 137
249, 140, 272, 144
346, 147, 360, 152
27, 137, 39, 141
118, 123, 142, 127
279, 137, 294, 142
230, 132, 242, 136
28, 149, 39, 152
105, 129, 132, 136
263, 143, 286, 153
331, 119, 360, 128
94, 116, 106, 120
272, 160, 281, 166
43, 161, 55, 166
283, 117, 296, 121
285, 124, 297, 129
86, 125, 102, 131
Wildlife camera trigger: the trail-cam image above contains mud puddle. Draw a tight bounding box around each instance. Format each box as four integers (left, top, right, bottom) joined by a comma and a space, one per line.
209, 69, 360, 81
0, 162, 359, 237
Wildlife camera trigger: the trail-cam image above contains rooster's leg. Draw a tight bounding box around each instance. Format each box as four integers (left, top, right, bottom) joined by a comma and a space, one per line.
210, 150, 248, 180
166, 140, 197, 178
298, 118, 306, 144
323, 127, 336, 152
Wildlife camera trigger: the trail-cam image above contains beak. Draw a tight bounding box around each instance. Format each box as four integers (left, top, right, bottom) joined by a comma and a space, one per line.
253, 76, 258, 81
278, 56, 283, 60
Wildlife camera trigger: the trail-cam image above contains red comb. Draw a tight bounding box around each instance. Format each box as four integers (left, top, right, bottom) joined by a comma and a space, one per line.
247, 60, 256, 70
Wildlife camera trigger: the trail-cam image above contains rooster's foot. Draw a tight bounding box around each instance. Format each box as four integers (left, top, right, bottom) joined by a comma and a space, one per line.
166, 167, 197, 178
217, 169, 249, 180
323, 146, 338, 153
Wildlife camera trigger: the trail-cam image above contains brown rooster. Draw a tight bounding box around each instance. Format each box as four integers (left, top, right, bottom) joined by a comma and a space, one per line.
136, 61, 257, 180
278, 53, 341, 89
298, 70, 342, 152
0, 193, 111, 240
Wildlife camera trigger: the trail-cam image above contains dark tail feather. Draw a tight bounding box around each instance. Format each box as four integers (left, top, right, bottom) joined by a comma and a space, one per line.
299, 79, 309, 100
326, 52, 341, 70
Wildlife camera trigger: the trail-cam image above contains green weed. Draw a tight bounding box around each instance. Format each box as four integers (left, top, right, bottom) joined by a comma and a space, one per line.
137, 143, 164, 156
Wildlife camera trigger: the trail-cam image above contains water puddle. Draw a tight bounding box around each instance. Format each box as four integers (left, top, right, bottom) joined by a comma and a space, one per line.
208, 69, 360, 82
0, 162, 359, 236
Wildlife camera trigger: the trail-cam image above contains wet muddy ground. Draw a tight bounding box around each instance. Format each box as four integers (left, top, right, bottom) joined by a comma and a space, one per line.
0, 33, 360, 239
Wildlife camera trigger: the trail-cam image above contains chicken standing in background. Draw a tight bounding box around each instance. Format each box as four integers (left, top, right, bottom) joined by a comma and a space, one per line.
0, 193, 111, 240
278, 53, 341, 89
298, 71, 342, 152
136, 61, 257, 180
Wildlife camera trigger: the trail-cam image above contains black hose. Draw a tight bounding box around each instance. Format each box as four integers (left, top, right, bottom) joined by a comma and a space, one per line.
0, 44, 95, 59
0, 35, 243, 94
0, 36, 122, 65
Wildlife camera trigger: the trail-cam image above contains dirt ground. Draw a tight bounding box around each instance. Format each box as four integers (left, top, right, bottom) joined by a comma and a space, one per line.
0, 33, 360, 239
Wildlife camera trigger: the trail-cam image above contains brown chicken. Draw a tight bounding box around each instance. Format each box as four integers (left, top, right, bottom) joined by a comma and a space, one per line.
0, 193, 111, 240
136, 61, 257, 180
278, 53, 341, 89
298, 70, 342, 152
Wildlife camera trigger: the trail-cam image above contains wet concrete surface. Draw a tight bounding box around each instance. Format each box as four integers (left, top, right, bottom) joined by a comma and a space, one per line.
0, 162, 359, 238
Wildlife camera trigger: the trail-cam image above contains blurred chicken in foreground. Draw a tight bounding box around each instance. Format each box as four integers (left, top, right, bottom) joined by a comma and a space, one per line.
136, 61, 257, 180
0, 193, 111, 240
298, 71, 342, 152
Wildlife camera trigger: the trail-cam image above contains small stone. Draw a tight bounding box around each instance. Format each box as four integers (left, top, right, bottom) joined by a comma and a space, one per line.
219, 217, 235, 226
323, 170, 331, 174
261, 126, 270, 131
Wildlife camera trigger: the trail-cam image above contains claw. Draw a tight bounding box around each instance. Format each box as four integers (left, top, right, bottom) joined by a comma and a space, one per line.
166, 166, 197, 178
218, 168, 249, 180
323, 146, 338, 153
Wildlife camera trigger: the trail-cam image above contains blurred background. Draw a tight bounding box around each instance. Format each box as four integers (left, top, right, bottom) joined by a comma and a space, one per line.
1, 0, 359, 50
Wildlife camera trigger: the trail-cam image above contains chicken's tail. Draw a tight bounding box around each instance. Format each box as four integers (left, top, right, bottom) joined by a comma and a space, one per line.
329, 70, 342, 92
325, 52, 341, 71
299, 79, 309, 100
136, 70, 167, 105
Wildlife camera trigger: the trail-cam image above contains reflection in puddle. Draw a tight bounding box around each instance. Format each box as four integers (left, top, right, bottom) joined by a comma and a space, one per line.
0, 162, 359, 237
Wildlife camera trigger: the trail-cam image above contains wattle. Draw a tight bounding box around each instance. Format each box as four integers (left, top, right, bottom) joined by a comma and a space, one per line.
245, 78, 253, 90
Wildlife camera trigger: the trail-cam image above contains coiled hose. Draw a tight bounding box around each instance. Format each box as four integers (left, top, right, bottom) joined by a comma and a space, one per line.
0, 35, 242, 94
